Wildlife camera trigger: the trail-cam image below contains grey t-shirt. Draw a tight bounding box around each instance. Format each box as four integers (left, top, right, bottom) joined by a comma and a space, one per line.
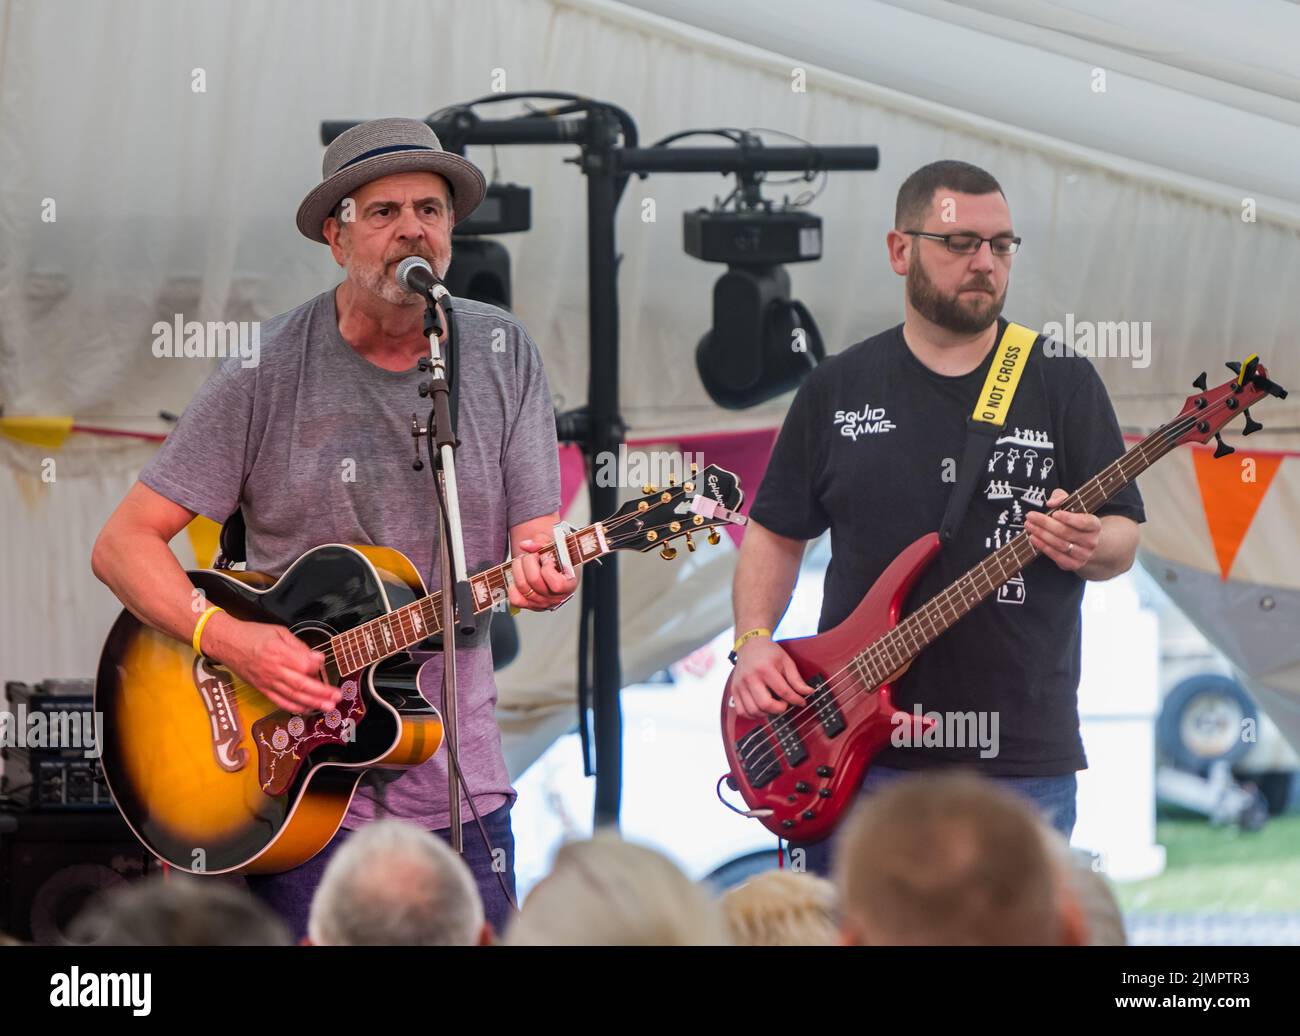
139, 288, 561, 830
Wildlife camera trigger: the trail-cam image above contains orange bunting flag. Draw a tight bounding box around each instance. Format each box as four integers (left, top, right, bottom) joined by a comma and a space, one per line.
1191, 447, 1281, 580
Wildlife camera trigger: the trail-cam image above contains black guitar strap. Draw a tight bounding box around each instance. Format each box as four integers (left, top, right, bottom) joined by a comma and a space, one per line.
938, 322, 1038, 544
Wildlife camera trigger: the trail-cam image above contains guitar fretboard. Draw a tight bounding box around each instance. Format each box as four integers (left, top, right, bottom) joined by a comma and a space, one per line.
327, 525, 607, 674
846, 418, 1184, 690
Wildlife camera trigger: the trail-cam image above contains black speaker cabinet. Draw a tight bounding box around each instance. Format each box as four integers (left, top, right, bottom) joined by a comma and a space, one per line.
0, 809, 155, 944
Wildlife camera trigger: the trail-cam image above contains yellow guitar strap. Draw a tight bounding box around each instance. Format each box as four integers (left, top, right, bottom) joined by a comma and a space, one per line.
938, 321, 1040, 544
971, 321, 1038, 426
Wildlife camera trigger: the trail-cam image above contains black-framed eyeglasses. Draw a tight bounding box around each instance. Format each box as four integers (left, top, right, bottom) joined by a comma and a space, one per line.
903, 230, 1021, 256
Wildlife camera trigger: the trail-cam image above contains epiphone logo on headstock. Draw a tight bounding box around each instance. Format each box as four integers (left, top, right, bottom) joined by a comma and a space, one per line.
707, 472, 723, 502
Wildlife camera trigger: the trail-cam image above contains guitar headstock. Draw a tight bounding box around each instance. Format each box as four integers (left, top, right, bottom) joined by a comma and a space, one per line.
1172, 356, 1287, 457
602, 464, 746, 559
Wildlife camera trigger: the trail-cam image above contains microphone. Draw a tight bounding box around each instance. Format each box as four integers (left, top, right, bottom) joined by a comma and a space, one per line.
395, 256, 450, 303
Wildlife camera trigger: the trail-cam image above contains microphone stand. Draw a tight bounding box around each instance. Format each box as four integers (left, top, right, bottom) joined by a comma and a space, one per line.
414, 284, 476, 854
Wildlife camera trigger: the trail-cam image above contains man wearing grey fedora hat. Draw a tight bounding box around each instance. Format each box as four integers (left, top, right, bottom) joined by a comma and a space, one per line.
94, 117, 577, 939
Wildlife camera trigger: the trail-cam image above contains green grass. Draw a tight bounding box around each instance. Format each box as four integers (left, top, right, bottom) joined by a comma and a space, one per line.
1114, 810, 1300, 913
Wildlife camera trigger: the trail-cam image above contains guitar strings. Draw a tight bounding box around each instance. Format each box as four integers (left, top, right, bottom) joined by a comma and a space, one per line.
730, 392, 1247, 779
215, 507, 707, 709
220, 512, 632, 696
295, 507, 667, 676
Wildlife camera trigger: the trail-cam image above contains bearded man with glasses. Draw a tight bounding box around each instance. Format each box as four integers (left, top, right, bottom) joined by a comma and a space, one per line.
729, 160, 1145, 879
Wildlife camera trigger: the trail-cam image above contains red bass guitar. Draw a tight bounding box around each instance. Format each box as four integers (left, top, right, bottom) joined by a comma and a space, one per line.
720, 357, 1287, 841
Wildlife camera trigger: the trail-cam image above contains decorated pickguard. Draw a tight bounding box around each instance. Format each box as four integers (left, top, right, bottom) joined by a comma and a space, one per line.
250, 674, 366, 796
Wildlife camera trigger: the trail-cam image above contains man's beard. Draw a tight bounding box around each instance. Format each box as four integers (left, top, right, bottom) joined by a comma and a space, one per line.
906, 250, 1005, 334
345, 244, 452, 306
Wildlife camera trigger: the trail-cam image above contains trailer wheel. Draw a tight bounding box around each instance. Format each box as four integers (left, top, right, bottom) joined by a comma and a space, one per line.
1158, 674, 1257, 775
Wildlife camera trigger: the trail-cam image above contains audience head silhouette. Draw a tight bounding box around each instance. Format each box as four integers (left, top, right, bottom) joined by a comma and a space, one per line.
308, 820, 491, 946
835, 772, 1083, 945
505, 830, 729, 946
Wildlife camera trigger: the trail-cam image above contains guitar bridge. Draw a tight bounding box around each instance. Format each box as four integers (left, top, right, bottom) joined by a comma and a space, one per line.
191, 656, 248, 772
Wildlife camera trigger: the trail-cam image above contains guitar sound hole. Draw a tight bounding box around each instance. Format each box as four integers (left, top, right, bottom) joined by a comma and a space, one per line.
292, 622, 345, 686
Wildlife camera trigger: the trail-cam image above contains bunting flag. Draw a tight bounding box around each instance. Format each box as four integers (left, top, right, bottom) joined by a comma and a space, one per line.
0, 415, 74, 449
185, 515, 224, 568
1191, 446, 1282, 580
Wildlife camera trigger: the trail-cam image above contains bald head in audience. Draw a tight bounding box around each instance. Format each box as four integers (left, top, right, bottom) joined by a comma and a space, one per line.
307, 820, 492, 946
834, 772, 1087, 946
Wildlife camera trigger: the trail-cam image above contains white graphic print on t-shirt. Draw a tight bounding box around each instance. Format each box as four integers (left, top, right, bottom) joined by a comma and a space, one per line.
982, 426, 1055, 605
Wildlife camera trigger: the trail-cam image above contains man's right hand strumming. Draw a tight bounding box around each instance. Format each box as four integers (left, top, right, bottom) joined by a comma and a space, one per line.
202, 613, 341, 715
731, 637, 815, 719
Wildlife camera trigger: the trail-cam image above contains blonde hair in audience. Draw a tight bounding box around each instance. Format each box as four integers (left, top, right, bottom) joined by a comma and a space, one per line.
721, 869, 839, 946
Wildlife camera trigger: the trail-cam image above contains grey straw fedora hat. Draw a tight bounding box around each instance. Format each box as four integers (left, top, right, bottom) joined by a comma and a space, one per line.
296, 117, 487, 243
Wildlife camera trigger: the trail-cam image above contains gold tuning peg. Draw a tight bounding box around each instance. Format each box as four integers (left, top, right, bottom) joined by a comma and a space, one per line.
642, 483, 657, 495
659, 543, 677, 560
684, 532, 696, 552
707, 529, 721, 546
668, 475, 677, 486
690, 462, 699, 474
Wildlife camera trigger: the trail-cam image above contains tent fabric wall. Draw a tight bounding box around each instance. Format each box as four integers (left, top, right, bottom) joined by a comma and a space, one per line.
3, 0, 1299, 761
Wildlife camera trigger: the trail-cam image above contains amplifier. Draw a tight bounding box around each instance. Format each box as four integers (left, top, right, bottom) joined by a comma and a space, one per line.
1, 749, 112, 810
5, 678, 95, 713
2, 679, 108, 810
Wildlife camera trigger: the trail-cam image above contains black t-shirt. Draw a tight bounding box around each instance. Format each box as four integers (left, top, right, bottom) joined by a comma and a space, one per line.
747, 318, 1145, 776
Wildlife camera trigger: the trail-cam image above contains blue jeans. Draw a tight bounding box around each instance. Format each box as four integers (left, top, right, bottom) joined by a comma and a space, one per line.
788, 765, 1077, 878
244, 802, 517, 941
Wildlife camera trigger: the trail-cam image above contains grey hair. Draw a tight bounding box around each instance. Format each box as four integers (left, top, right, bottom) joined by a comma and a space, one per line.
70, 874, 290, 946
307, 820, 484, 946
504, 829, 731, 946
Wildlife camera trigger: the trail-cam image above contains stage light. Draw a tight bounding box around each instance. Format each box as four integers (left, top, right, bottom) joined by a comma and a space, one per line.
687, 207, 826, 409
695, 263, 823, 410
444, 239, 512, 309
446, 183, 531, 308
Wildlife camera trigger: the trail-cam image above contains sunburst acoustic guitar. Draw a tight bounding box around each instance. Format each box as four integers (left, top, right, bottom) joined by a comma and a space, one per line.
97, 464, 746, 874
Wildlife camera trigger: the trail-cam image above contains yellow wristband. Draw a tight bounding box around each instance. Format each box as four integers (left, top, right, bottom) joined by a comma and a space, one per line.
733, 627, 772, 654
192, 605, 224, 656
